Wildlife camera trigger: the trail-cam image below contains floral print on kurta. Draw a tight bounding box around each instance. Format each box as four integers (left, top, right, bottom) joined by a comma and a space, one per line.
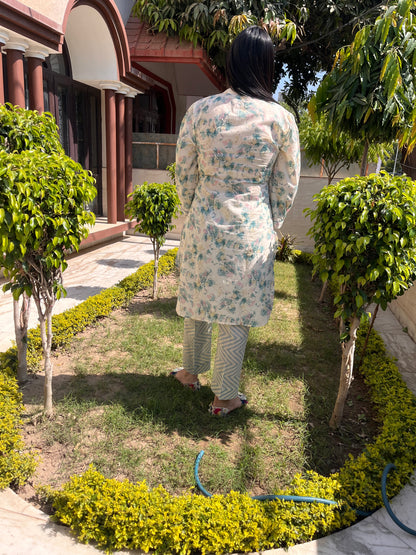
175, 88, 300, 327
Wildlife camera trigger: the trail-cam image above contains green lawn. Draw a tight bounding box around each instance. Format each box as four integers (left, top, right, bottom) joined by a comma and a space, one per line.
22, 261, 378, 499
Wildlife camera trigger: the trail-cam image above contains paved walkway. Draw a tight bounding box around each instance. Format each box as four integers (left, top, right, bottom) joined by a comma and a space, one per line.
0, 235, 180, 353
1, 235, 416, 554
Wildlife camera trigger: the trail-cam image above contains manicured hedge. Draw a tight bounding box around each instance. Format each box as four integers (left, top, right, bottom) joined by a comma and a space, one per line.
0, 368, 37, 488
339, 327, 416, 512
52, 468, 356, 554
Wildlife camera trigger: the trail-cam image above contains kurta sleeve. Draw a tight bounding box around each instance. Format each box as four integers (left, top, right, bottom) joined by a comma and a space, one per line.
269, 112, 300, 231
175, 106, 199, 215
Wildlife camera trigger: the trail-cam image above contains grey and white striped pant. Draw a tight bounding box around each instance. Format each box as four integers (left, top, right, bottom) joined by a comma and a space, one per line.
183, 318, 249, 400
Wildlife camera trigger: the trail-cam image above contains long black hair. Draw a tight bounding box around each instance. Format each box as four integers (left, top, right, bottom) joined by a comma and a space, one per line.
226, 26, 275, 102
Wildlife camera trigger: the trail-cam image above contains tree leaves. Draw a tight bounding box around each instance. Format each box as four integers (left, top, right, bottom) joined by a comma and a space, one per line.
125, 181, 181, 247
0, 128, 96, 302
313, 0, 416, 150
299, 111, 391, 184
125, 179, 181, 298
305, 171, 416, 323
133, 0, 297, 72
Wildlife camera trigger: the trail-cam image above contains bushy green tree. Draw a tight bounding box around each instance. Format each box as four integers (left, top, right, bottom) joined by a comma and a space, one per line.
300, 112, 364, 184
299, 111, 393, 183
311, 0, 416, 174
126, 181, 180, 298
133, 0, 297, 69
0, 148, 96, 415
306, 171, 416, 428
0, 104, 65, 384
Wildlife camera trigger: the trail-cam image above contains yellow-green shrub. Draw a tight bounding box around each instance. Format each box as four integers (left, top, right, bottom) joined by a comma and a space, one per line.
294, 250, 313, 264
52, 466, 355, 554
339, 324, 416, 512
0, 370, 37, 489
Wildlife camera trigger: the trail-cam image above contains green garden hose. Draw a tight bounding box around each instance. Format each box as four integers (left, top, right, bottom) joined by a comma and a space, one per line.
194, 450, 337, 506
381, 463, 416, 536
194, 450, 416, 536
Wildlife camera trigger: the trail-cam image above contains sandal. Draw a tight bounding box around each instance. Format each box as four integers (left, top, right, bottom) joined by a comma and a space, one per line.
208, 393, 247, 416
170, 368, 201, 391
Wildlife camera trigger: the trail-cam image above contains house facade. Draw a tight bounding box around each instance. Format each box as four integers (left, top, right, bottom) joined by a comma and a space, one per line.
0, 0, 223, 242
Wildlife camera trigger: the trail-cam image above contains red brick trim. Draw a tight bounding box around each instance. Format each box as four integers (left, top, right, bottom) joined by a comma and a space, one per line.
0, 0, 63, 51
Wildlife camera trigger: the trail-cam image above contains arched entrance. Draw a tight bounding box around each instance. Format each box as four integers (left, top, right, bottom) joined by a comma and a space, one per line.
62, 1, 148, 223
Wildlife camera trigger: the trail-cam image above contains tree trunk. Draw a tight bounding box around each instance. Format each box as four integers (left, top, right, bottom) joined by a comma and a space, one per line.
318, 281, 328, 302
37, 302, 54, 417
360, 140, 370, 176
152, 239, 160, 299
329, 316, 361, 429
13, 293, 31, 384
401, 145, 416, 178
356, 304, 379, 371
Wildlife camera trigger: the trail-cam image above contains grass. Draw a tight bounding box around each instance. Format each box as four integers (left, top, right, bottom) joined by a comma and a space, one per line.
21, 261, 379, 500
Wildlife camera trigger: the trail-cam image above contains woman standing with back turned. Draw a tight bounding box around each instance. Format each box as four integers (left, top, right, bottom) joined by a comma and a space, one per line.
171, 26, 300, 416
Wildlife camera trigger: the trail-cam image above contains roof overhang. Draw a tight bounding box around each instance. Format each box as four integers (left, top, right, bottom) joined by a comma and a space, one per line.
126, 18, 225, 96
0, 1, 150, 94
0, 0, 63, 51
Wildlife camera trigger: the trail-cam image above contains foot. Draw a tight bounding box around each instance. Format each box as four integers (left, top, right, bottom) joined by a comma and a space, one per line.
209, 393, 247, 416
170, 368, 201, 390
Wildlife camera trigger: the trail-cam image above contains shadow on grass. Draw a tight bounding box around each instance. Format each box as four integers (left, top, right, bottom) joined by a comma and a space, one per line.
33, 370, 302, 444
245, 262, 376, 476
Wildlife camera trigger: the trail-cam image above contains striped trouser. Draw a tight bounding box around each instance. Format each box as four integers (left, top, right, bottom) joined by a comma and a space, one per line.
183, 318, 250, 400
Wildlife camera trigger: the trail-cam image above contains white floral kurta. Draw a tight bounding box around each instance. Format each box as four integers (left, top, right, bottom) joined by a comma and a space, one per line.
175, 88, 300, 327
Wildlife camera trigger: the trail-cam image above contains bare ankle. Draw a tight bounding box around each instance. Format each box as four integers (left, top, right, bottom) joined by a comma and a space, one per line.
213, 396, 236, 408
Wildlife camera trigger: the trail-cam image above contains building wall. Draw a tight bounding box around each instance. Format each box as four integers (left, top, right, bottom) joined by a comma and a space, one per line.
15, 0, 67, 24
390, 288, 416, 342
132, 169, 169, 187
280, 175, 326, 252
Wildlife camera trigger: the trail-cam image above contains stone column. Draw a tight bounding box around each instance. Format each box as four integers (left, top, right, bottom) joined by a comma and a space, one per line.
0, 31, 9, 105
102, 83, 119, 224
4, 41, 28, 108
26, 48, 48, 113
116, 91, 126, 222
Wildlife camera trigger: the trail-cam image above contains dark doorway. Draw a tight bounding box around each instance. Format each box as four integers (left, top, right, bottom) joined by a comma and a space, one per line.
43, 46, 103, 216
133, 87, 168, 133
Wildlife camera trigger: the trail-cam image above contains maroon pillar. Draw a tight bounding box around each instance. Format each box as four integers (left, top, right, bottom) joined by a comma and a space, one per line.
0, 54, 3, 105
27, 55, 45, 113
0, 35, 7, 105
125, 95, 133, 202
105, 88, 117, 224
6, 47, 26, 108
116, 93, 126, 222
